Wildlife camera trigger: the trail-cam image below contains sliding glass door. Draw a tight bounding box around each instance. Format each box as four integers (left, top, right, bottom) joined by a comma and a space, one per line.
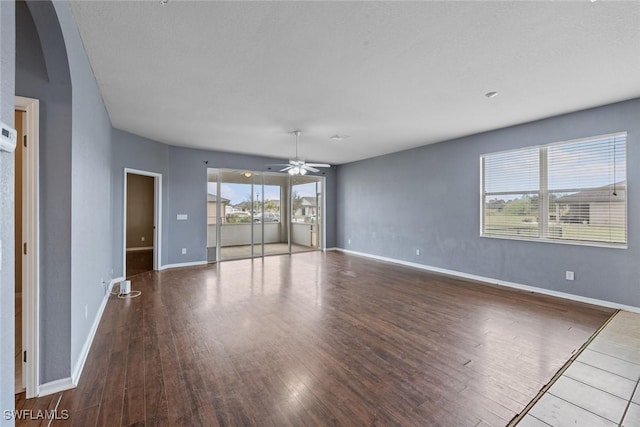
208, 168, 323, 261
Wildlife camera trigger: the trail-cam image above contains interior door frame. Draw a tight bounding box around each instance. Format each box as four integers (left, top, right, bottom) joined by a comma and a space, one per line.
123, 169, 162, 275
15, 96, 40, 398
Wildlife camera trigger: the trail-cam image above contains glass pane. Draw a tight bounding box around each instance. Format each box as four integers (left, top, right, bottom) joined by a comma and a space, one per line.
252, 174, 263, 257
291, 176, 322, 251
548, 190, 626, 244
483, 147, 539, 193
206, 169, 218, 262
261, 173, 289, 256
219, 170, 254, 260
483, 193, 540, 238
547, 134, 626, 244
548, 134, 626, 191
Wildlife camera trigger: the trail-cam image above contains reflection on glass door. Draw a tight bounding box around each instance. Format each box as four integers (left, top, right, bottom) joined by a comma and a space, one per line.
208, 168, 323, 261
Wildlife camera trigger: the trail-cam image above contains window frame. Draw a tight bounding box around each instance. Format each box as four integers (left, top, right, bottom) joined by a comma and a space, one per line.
480, 132, 628, 249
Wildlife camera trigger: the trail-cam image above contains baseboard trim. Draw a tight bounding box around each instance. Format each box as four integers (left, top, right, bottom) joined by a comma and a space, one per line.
159, 260, 208, 271
38, 377, 74, 397
126, 246, 153, 252
108, 276, 124, 293
335, 248, 640, 313
69, 276, 123, 387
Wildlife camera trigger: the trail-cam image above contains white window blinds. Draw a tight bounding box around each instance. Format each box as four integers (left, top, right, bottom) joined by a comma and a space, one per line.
481, 132, 627, 247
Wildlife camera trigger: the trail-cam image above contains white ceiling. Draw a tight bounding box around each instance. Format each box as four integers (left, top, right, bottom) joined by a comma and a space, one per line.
70, 0, 640, 165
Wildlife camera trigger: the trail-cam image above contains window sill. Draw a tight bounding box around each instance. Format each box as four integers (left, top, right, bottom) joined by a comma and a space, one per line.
480, 233, 628, 250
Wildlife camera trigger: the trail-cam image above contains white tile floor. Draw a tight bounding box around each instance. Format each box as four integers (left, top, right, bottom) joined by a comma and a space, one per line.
517, 310, 640, 427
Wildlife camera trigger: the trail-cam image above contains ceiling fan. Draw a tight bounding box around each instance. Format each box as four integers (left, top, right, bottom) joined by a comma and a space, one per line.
269, 130, 331, 175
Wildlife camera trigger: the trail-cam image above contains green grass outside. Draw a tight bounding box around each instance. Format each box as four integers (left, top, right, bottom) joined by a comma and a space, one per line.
484, 214, 625, 243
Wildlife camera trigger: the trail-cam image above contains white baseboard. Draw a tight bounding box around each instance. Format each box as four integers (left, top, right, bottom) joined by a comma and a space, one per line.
159, 260, 208, 271
108, 276, 124, 293
126, 246, 153, 252
69, 276, 123, 387
38, 377, 74, 397
335, 248, 640, 314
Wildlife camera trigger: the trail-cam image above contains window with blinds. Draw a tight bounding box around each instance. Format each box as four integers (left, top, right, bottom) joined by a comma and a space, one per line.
481, 132, 627, 247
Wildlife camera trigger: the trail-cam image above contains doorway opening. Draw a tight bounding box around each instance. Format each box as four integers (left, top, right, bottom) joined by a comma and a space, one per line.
15, 96, 40, 398
123, 169, 162, 277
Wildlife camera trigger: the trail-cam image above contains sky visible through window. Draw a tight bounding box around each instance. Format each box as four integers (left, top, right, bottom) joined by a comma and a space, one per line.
208, 181, 317, 205
484, 134, 626, 200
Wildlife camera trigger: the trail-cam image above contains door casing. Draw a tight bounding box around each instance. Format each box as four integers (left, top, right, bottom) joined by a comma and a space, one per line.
15, 96, 40, 398
123, 169, 162, 275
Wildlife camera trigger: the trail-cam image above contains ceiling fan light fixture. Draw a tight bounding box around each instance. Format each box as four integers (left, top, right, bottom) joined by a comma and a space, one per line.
268, 130, 331, 175
242, 171, 252, 177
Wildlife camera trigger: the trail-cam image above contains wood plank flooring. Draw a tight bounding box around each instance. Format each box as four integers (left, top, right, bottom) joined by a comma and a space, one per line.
15, 251, 613, 426
126, 249, 154, 278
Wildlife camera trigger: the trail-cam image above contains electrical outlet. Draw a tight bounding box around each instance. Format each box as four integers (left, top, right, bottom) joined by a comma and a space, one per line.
565, 271, 575, 281
84, 305, 88, 320
348, 239, 351, 245
182, 248, 187, 255
416, 249, 420, 256
141, 236, 145, 242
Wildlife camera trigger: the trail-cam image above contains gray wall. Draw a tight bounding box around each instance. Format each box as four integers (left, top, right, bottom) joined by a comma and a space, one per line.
15, 0, 113, 385
0, 0, 15, 423
112, 131, 338, 276
54, 1, 113, 374
112, 129, 170, 274
337, 98, 640, 308
16, 0, 73, 384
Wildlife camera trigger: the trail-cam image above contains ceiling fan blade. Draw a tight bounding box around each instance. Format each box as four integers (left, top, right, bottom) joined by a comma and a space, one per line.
303, 165, 320, 173
266, 163, 291, 167
305, 163, 331, 168
280, 166, 292, 172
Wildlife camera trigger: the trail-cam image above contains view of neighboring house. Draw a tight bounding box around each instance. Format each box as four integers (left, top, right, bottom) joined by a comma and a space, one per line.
207, 193, 230, 224
294, 196, 318, 221
555, 182, 626, 226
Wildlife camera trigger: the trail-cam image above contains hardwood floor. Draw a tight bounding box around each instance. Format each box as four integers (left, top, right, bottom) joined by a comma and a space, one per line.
220, 243, 317, 260
16, 251, 613, 426
126, 249, 153, 278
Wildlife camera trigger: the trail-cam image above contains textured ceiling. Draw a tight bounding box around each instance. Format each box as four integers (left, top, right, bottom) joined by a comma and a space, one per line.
70, 1, 640, 165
